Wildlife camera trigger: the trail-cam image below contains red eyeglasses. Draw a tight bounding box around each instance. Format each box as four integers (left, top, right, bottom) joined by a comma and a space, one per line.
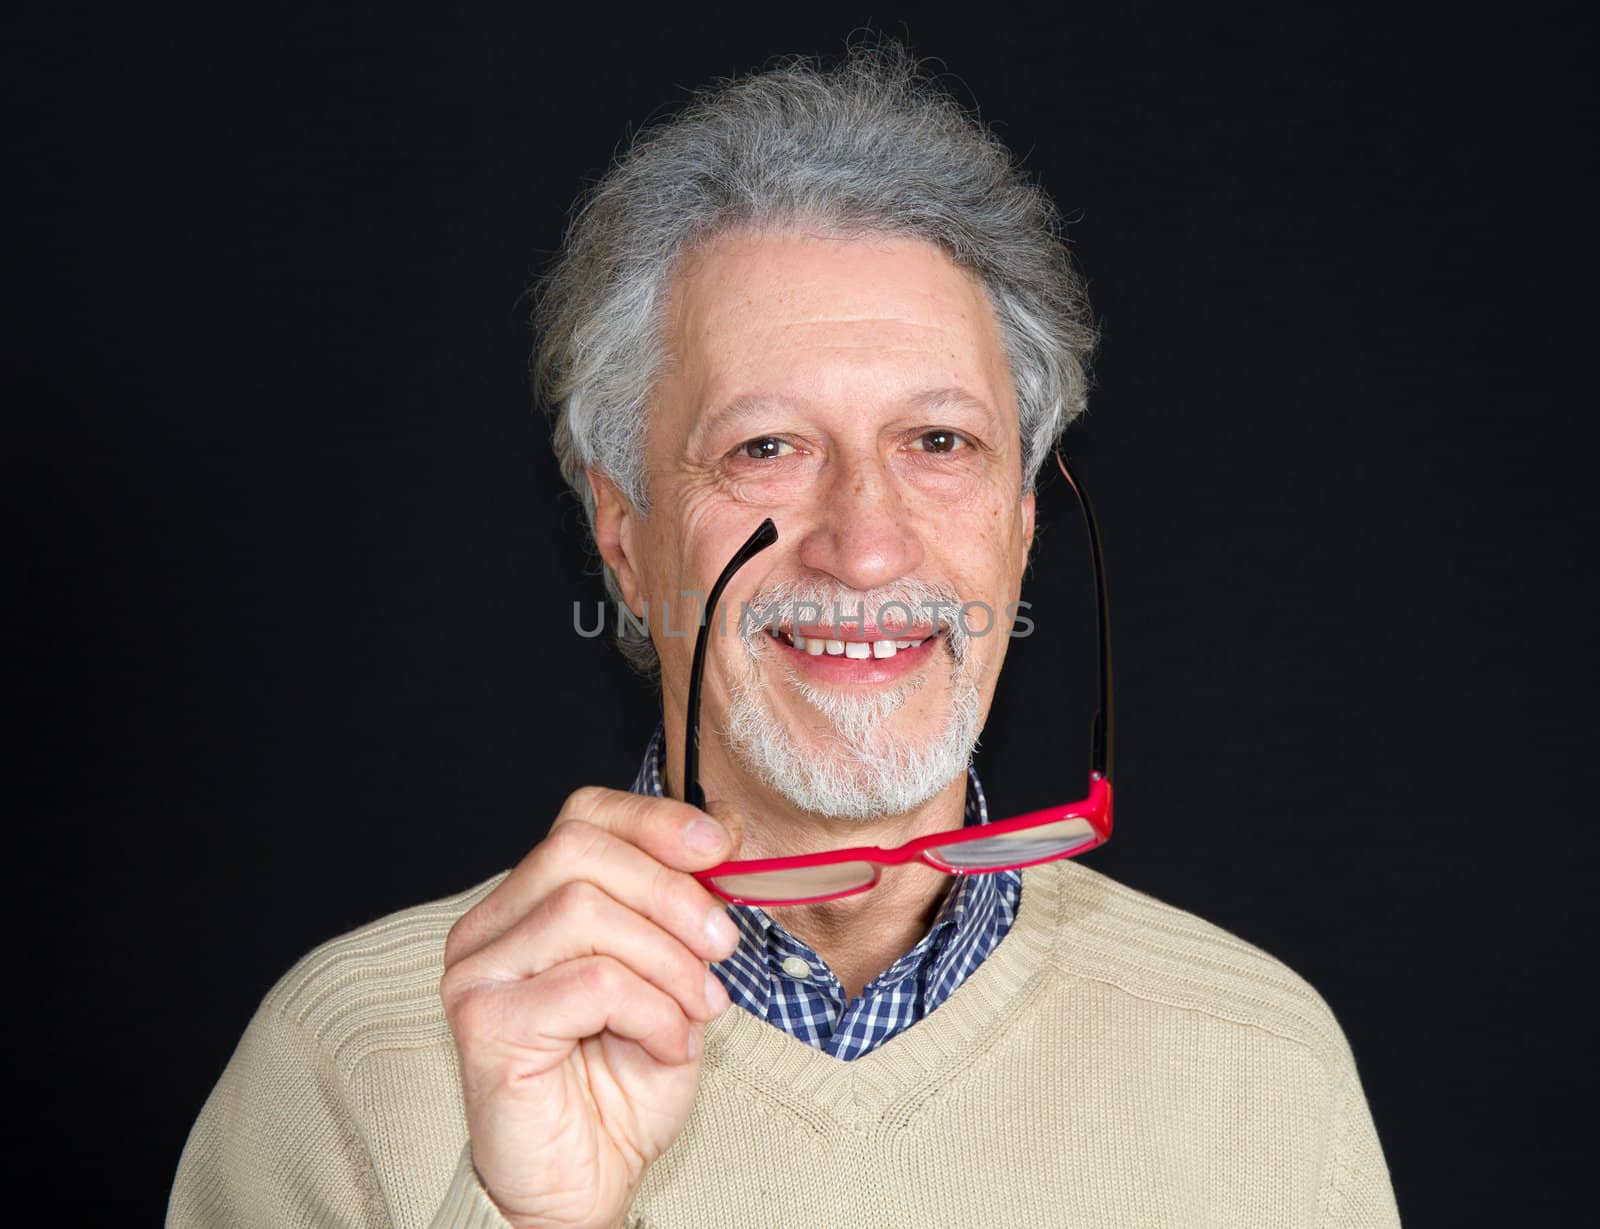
685, 451, 1114, 907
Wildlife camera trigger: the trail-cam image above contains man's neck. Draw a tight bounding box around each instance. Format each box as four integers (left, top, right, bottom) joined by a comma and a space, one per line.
660, 722, 971, 998
768, 861, 959, 999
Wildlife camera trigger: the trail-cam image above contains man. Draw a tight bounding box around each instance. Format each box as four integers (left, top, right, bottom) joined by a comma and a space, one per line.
171, 46, 1399, 1228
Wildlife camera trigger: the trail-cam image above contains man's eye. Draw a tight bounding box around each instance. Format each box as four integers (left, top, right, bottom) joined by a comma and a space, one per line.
916, 429, 966, 454
739, 437, 795, 460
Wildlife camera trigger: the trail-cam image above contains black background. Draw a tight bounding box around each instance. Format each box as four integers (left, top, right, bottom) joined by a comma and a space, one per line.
11, 2, 1596, 1223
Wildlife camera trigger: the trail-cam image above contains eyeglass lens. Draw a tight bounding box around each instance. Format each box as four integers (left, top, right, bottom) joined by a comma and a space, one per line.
920, 817, 1100, 870
707, 860, 878, 903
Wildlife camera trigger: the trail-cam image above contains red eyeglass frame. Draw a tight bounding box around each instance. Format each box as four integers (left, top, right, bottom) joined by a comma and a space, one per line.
683, 451, 1114, 907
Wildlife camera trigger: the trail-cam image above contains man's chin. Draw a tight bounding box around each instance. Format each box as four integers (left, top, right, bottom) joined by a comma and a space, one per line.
767, 697, 932, 750
721, 623, 982, 819
757, 749, 964, 823
725, 687, 980, 822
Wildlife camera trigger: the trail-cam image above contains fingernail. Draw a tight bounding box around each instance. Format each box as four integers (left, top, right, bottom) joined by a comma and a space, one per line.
684, 817, 727, 854
686, 1026, 701, 1060
703, 904, 738, 954
704, 969, 730, 1015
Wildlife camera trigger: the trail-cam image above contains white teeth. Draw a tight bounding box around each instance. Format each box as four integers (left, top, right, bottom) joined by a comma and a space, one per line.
789, 632, 931, 660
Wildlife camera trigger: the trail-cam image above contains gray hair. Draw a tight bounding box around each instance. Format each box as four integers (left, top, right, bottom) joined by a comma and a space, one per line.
532, 43, 1097, 672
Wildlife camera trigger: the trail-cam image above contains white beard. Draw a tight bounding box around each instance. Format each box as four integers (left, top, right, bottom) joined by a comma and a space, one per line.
721, 580, 982, 820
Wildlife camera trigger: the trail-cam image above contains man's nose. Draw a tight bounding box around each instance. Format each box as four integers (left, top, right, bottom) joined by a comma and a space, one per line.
795, 455, 925, 591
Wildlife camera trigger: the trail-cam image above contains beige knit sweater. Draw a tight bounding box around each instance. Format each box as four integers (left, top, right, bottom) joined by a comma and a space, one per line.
169, 858, 1399, 1227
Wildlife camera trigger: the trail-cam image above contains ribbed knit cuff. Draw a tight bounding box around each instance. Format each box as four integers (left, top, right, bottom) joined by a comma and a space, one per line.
430, 1143, 515, 1228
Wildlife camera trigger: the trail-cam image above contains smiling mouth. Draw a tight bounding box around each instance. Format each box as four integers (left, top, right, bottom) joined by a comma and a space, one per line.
764, 626, 937, 661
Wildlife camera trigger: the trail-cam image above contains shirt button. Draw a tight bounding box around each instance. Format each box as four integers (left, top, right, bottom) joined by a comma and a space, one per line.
780, 956, 812, 980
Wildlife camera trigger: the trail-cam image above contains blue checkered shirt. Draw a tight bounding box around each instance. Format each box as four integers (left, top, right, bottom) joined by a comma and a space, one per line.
630, 725, 1021, 1060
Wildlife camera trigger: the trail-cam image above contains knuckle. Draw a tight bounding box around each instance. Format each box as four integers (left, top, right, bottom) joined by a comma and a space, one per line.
440, 974, 491, 1034
547, 879, 601, 925
562, 784, 607, 817
577, 956, 621, 999
545, 819, 603, 863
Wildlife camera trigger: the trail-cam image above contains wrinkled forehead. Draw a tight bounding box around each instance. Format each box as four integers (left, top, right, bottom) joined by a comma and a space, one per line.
661, 229, 1020, 435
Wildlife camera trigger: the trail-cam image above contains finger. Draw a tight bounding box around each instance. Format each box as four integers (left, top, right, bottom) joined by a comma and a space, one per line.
449, 820, 740, 967
562, 786, 738, 869
455, 879, 731, 1022
451, 955, 699, 1069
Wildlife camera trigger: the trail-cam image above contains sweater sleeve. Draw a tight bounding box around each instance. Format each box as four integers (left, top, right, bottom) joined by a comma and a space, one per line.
167, 1002, 515, 1229
1317, 1070, 1402, 1228
168, 998, 390, 1227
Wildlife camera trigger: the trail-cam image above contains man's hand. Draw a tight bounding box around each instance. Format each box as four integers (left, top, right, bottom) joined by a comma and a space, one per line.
441, 787, 741, 1229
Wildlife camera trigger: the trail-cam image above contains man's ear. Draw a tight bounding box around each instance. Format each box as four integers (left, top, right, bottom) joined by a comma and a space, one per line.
1021, 489, 1037, 560
588, 468, 645, 613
